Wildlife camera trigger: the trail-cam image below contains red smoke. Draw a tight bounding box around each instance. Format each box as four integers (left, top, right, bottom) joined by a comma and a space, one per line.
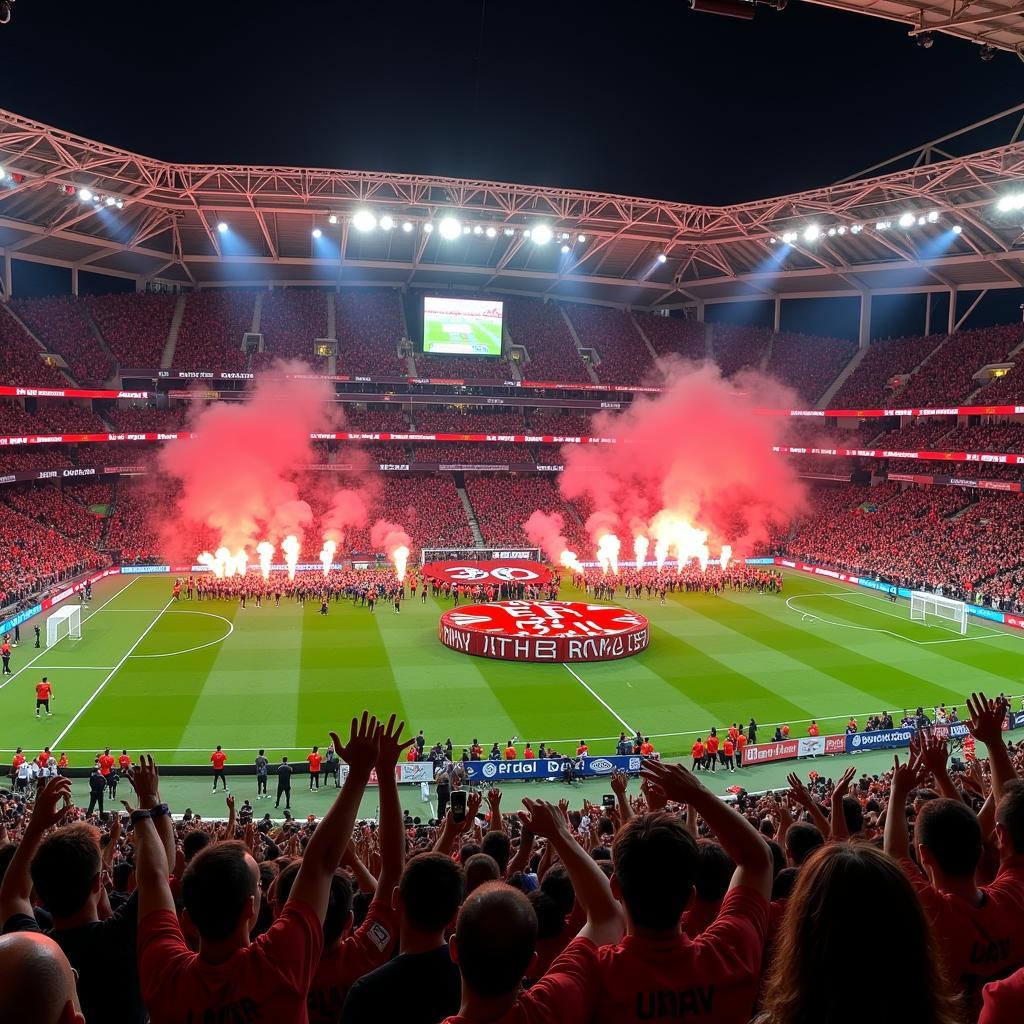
370, 519, 412, 558
523, 510, 574, 563
556, 359, 807, 553
322, 487, 372, 546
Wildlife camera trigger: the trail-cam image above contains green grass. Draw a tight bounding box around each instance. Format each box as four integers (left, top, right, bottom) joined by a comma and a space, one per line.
2, 570, 1022, 779
422, 311, 502, 356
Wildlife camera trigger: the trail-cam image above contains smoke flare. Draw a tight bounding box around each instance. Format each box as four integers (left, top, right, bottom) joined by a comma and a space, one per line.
281, 535, 301, 580
634, 535, 649, 568
256, 541, 274, 580
370, 520, 413, 582
720, 544, 732, 571
319, 538, 337, 577
596, 533, 621, 575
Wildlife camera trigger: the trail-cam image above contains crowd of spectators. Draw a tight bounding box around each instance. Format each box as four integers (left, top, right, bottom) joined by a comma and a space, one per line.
86, 292, 178, 368
257, 289, 329, 365
336, 289, 408, 375
0, 303, 68, 387
4, 483, 104, 543
4, 696, 1024, 1024
105, 406, 188, 433
525, 410, 597, 436
506, 298, 591, 382
896, 325, 1022, 407
33, 403, 109, 434
171, 290, 253, 370
711, 324, 771, 377
412, 353, 511, 379
940, 422, 1024, 454
634, 311, 707, 361
411, 409, 526, 434
413, 443, 533, 466
0, 448, 74, 474
10, 296, 115, 385
831, 331, 946, 409
341, 408, 410, 433
766, 332, 858, 404
464, 474, 590, 550
563, 303, 656, 385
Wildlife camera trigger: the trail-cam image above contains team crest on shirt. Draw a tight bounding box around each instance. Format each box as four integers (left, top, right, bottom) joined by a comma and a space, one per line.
368, 922, 392, 952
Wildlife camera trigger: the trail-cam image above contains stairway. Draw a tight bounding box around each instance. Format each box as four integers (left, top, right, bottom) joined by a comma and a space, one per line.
326, 292, 336, 340
816, 346, 868, 408
2, 301, 80, 387
559, 305, 601, 384
456, 481, 485, 547
161, 294, 187, 369
630, 313, 659, 361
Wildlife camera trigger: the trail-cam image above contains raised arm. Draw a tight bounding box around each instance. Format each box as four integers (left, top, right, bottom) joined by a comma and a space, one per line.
611, 769, 633, 823
121, 799, 175, 919
829, 766, 857, 841
642, 760, 772, 899
128, 755, 176, 871
883, 754, 923, 863
917, 732, 960, 802
519, 798, 624, 946
374, 714, 414, 896
968, 692, 1017, 803
287, 712, 380, 919
0, 777, 72, 923
786, 772, 831, 836
486, 787, 504, 834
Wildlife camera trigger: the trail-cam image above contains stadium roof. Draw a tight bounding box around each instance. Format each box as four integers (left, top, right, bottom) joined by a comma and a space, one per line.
0, 104, 1023, 312
804, 0, 1024, 53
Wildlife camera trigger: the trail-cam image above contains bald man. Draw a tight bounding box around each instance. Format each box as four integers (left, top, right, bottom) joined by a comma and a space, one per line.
0, 931, 84, 1023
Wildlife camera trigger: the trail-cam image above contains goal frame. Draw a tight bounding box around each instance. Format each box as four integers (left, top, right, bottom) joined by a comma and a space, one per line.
909, 591, 968, 635
46, 605, 82, 646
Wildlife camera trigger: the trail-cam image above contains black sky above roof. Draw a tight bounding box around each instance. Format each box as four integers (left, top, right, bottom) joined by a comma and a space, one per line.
1, 0, 1020, 206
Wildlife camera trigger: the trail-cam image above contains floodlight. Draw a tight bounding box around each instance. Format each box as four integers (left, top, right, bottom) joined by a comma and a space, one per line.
997, 194, 1024, 212
352, 210, 377, 232
438, 216, 461, 240
423, 223, 434, 233
926, 211, 939, 223
802, 224, 820, 242
769, 237, 777, 244
105, 195, 115, 206
504, 227, 515, 237
78, 188, 93, 202
114, 199, 123, 209
328, 214, 338, 225
485, 226, 496, 238
875, 221, 890, 231
312, 228, 322, 239
952, 225, 963, 234
577, 234, 586, 243
462, 225, 471, 235
898, 212, 916, 228
402, 221, 413, 232
473, 225, 483, 235
531, 224, 553, 245
522, 229, 532, 239
379, 215, 395, 230
561, 244, 570, 254
657, 253, 668, 263
851, 224, 863, 234
0, 167, 5, 181
837, 226, 847, 235
217, 221, 228, 233
827, 227, 836, 237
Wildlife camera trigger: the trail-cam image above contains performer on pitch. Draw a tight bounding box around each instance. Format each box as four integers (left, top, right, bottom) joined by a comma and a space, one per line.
1, 638, 10, 675
34, 676, 53, 718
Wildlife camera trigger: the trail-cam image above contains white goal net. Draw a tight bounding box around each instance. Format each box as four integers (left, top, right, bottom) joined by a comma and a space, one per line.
910, 591, 968, 635
46, 605, 82, 646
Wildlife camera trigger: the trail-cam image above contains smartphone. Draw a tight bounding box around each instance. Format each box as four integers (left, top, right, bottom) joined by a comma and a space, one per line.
451, 790, 467, 823
602, 794, 615, 808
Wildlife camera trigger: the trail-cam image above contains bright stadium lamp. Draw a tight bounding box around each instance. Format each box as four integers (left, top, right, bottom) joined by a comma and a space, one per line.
402, 221, 413, 232
997, 193, 1024, 212
217, 221, 228, 233
423, 222, 434, 234
78, 187, 93, 202
0, 166, 5, 181
105, 195, 116, 206
352, 210, 377, 232
851, 223, 863, 234
802, 224, 820, 242
577, 234, 586, 243
898, 212, 916, 228
438, 216, 462, 240
485, 226, 496, 238
312, 228, 322, 239
380, 215, 395, 231
952, 225, 963, 234
473, 225, 483, 235
504, 227, 515, 237
531, 224, 553, 245
657, 253, 668, 263
561, 244, 570, 254
328, 214, 338, 225
927, 211, 939, 223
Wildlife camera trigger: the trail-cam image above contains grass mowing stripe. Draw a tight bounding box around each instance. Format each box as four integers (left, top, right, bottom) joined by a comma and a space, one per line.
50, 597, 174, 748
562, 663, 635, 732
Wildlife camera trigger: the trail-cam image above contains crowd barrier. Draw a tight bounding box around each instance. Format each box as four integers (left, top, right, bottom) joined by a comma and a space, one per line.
461, 753, 652, 782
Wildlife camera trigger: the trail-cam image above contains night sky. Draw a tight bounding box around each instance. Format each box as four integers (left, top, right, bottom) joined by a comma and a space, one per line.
1, 0, 1021, 332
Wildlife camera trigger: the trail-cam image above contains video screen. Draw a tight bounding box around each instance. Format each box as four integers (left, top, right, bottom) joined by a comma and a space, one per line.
422, 296, 503, 357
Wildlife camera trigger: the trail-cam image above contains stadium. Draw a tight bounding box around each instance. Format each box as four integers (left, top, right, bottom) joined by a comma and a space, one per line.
2, 3, 1024, 1023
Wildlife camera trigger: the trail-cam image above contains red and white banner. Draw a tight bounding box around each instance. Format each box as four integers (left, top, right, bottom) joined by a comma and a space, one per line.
741, 734, 845, 766
759, 403, 1024, 419
773, 445, 1024, 466
439, 600, 649, 663
0, 432, 193, 446
421, 560, 554, 586
0, 386, 150, 400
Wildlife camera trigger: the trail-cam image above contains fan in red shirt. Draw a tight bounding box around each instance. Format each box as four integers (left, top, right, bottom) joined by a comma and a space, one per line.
132, 712, 400, 1024
97, 747, 114, 777
118, 750, 132, 772
576, 741, 589, 757
523, 744, 535, 759
691, 739, 705, 771
210, 745, 228, 791
307, 746, 322, 791
807, 720, 820, 737
504, 742, 517, 760
10, 748, 25, 777
639, 738, 654, 757
37, 747, 52, 769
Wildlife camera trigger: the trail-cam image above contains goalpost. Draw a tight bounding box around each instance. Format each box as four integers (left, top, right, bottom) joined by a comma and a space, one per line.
909, 591, 968, 635
46, 605, 82, 647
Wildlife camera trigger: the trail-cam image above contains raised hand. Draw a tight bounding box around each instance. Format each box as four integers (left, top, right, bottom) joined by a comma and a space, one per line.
331, 711, 381, 775
917, 730, 949, 779
226, 794, 235, 813
890, 753, 924, 795
487, 787, 502, 806
466, 790, 482, 822
29, 777, 73, 832
376, 714, 415, 769
518, 798, 568, 840
127, 754, 161, 805
833, 765, 857, 798
967, 692, 1006, 746
557, 798, 570, 823
641, 776, 668, 811
610, 769, 628, 797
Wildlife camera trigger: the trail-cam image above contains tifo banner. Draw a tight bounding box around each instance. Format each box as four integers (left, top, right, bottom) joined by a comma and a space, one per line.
421, 560, 554, 586
462, 753, 655, 782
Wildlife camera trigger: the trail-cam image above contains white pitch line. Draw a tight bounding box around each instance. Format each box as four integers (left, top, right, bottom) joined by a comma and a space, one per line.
25, 666, 117, 671
562, 663, 634, 733
50, 598, 174, 749
0, 576, 141, 692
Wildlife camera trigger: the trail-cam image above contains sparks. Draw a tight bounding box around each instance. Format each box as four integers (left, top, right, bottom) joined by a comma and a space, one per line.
281, 535, 301, 581
559, 549, 584, 574
319, 538, 337, 577
633, 535, 649, 569
596, 533, 621, 575
256, 541, 275, 580
720, 544, 732, 571
649, 511, 710, 573
392, 544, 410, 583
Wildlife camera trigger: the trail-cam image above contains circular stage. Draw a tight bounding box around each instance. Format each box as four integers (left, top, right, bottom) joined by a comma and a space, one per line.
439, 600, 649, 663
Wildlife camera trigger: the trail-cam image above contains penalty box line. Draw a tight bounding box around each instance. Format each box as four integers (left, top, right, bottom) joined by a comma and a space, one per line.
562, 663, 635, 735
50, 597, 175, 750
0, 576, 142, 693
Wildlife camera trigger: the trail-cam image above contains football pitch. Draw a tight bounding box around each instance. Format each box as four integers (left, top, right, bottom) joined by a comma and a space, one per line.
422, 312, 502, 356
2, 569, 1023, 773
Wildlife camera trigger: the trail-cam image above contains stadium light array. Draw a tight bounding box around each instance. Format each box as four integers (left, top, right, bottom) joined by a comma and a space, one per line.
462, 225, 471, 235
850, 223, 863, 234
504, 227, 515, 237
379, 215, 395, 231
0, 166, 5, 181
531, 224, 553, 245
217, 221, 229, 233
352, 210, 377, 232
802, 225, 820, 242
997, 193, 1024, 213
78, 188, 93, 202
485, 226, 496, 238
578, 234, 586, 243
898, 212, 916, 228
952, 225, 963, 234
438, 216, 462, 240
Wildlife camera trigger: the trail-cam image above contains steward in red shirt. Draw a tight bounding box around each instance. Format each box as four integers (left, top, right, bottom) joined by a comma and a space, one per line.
210, 745, 228, 792
97, 748, 114, 777
691, 740, 705, 771
308, 746, 322, 790
807, 721, 820, 737
134, 713, 399, 1024
504, 743, 517, 760
523, 745, 534, 759
118, 750, 132, 772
